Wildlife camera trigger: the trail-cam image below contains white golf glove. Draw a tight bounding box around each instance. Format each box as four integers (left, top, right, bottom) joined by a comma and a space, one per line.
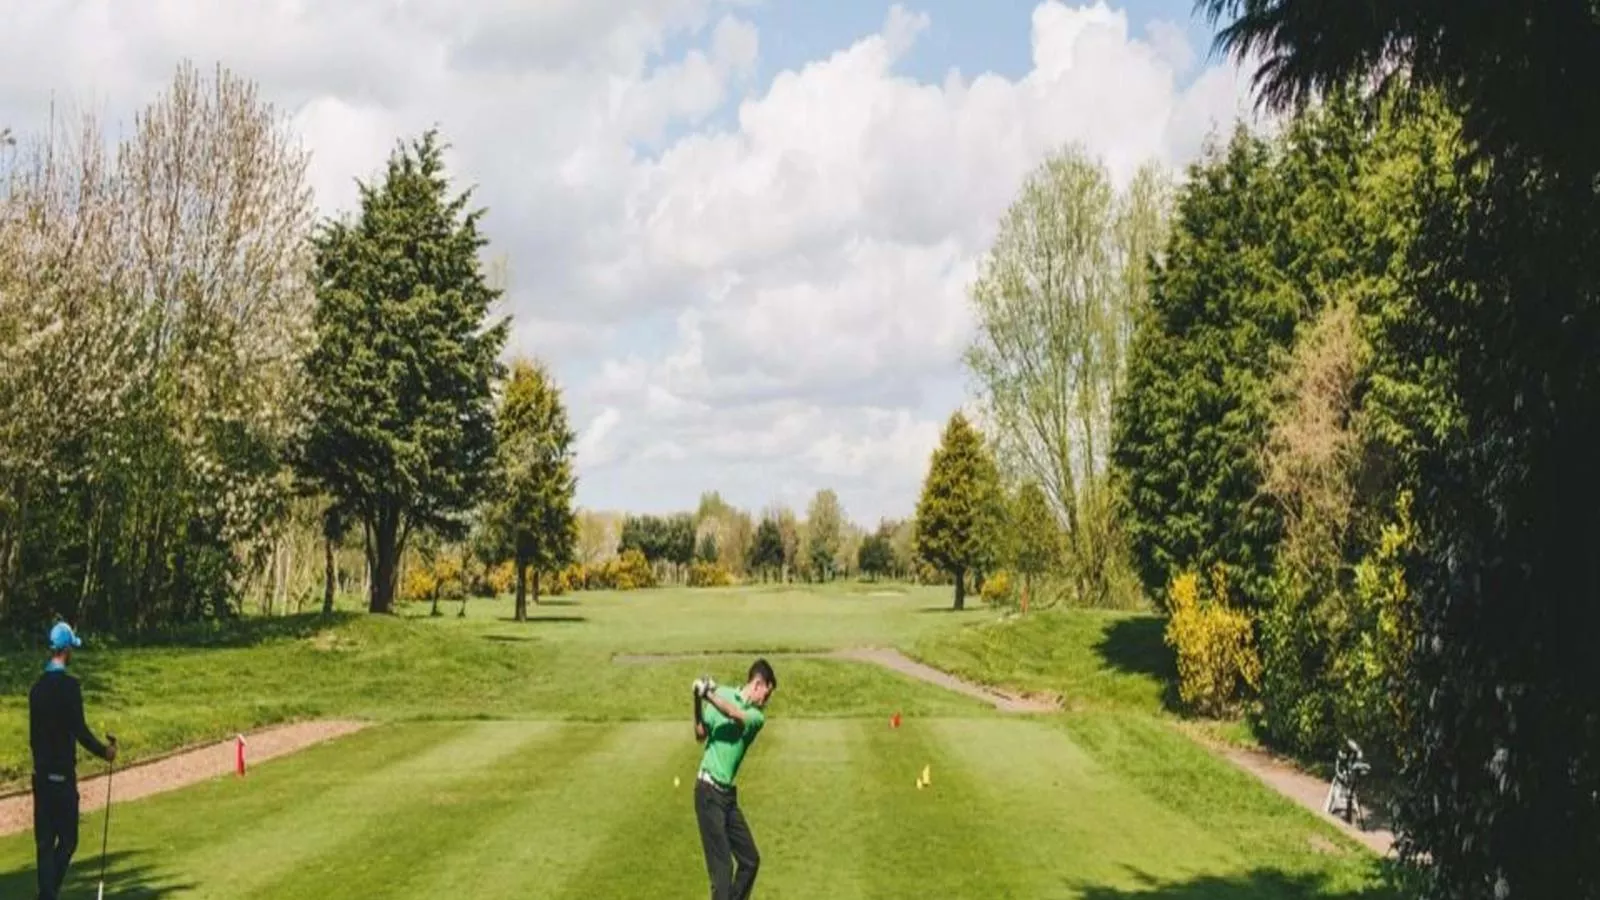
693, 676, 717, 698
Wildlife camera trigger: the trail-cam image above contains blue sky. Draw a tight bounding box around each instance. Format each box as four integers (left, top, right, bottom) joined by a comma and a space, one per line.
747, 0, 1223, 82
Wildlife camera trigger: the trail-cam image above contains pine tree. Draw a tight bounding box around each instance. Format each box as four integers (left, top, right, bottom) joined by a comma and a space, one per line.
1110, 125, 1296, 611
299, 129, 508, 614
484, 357, 578, 621
915, 412, 1004, 609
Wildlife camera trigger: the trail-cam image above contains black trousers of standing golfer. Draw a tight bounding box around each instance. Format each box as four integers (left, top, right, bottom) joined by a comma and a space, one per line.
695, 778, 760, 900
33, 774, 79, 900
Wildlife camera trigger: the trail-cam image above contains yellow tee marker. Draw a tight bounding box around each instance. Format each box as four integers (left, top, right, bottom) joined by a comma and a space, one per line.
921, 764, 931, 785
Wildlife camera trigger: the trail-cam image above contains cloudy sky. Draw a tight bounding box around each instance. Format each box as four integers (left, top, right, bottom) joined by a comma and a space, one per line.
1, 0, 1260, 527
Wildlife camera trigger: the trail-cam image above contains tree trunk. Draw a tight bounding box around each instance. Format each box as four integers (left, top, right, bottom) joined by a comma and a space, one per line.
514, 558, 527, 622
370, 509, 399, 614
532, 569, 541, 607
430, 589, 440, 617
0, 477, 22, 620
953, 567, 966, 610
1022, 572, 1031, 614
323, 533, 336, 616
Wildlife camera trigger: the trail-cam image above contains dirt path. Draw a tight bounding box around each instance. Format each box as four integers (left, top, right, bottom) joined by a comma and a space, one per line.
822, 647, 1061, 713
612, 648, 1061, 713
1196, 735, 1395, 856
0, 719, 370, 838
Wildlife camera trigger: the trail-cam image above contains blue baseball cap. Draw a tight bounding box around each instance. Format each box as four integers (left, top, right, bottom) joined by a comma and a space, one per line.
48, 622, 82, 651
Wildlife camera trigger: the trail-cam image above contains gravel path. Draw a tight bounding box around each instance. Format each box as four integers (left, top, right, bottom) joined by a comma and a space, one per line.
0, 719, 370, 837
823, 647, 1061, 713
611, 647, 1060, 713
1207, 738, 1396, 856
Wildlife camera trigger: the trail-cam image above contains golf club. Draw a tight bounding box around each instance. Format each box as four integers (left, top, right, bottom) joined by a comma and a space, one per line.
97, 733, 116, 900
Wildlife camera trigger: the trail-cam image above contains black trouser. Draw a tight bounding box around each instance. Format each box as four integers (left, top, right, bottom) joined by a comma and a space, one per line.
695, 778, 760, 900
33, 775, 80, 900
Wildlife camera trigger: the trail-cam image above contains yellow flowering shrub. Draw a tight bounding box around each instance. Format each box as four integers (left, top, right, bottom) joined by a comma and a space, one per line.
1164, 566, 1262, 717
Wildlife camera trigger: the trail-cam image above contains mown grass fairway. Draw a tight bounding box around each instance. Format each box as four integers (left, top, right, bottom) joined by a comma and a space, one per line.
0, 586, 1397, 898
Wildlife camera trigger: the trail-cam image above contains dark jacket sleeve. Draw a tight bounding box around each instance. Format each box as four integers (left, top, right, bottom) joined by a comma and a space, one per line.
69, 679, 111, 761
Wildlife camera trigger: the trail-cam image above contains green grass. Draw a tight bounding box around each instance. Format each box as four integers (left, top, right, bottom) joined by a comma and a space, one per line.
908, 606, 1179, 714
0, 584, 1401, 898
0, 585, 984, 786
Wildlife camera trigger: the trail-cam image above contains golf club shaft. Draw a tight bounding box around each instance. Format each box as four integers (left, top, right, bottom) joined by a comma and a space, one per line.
99, 736, 115, 892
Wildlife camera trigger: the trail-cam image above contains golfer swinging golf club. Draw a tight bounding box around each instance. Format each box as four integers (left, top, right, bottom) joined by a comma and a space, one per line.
29, 621, 116, 900
691, 659, 775, 900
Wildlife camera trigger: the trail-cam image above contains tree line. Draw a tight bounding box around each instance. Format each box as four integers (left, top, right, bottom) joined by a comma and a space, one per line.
0, 62, 584, 630
921, 1, 1599, 895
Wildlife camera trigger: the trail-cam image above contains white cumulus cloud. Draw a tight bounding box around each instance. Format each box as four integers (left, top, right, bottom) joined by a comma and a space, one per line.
0, 0, 1260, 524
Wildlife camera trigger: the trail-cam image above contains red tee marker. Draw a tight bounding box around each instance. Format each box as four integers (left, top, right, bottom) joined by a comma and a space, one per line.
235, 734, 247, 776
891, 713, 901, 729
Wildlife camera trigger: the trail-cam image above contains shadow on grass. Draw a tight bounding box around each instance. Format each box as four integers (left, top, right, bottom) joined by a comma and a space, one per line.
1094, 615, 1182, 712
915, 605, 969, 614
0, 850, 199, 899
1074, 864, 1413, 900
494, 615, 587, 624
0, 611, 364, 695
2, 611, 360, 655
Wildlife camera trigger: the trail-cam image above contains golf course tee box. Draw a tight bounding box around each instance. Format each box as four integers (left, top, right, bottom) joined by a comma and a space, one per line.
0, 588, 1395, 898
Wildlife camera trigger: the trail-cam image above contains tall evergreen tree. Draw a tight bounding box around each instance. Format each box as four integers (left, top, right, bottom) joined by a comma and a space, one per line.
299, 129, 508, 614
915, 412, 1004, 610
748, 518, 784, 581
484, 357, 577, 621
1110, 126, 1297, 611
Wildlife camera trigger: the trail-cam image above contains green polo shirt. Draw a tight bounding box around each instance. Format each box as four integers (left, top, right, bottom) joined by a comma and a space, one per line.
698, 685, 765, 786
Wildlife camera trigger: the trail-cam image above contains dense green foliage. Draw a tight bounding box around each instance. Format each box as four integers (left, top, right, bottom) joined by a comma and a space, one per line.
1109, 91, 1465, 773
746, 518, 785, 580
482, 358, 577, 620
1006, 482, 1058, 611
914, 412, 1004, 610
299, 130, 508, 614
1100, 0, 1600, 893
617, 513, 695, 580
804, 488, 845, 581
1111, 125, 1297, 611
857, 524, 894, 580
0, 63, 316, 633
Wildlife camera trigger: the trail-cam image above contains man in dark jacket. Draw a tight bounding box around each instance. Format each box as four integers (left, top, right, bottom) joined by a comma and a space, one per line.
29, 621, 116, 900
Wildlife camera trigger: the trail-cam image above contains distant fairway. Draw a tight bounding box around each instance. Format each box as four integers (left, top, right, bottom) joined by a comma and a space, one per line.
0, 586, 1396, 898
